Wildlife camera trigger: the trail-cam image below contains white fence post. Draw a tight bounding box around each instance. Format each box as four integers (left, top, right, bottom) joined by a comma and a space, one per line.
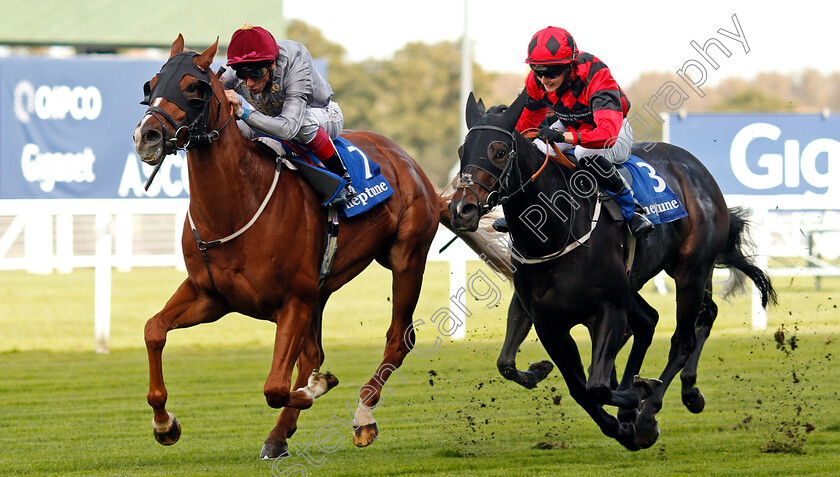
94, 213, 112, 354
449, 255, 467, 340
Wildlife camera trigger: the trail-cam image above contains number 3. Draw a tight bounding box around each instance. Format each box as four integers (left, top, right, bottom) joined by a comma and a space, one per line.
636, 160, 666, 193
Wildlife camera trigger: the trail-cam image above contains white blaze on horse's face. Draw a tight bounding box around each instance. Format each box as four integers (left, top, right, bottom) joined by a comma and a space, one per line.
133, 113, 161, 163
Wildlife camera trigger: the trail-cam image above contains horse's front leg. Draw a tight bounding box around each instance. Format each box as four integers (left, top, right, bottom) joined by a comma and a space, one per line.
586, 301, 637, 408
497, 292, 553, 389
261, 298, 337, 459
263, 305, 337, 459
532, 322, 633, 447
145, 279, 229, 446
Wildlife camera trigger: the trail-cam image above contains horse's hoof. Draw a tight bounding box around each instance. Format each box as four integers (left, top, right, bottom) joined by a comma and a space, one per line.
528, 360, 554, 383
633, 412, 660, 449
633, 376, 663, 401
616, 422, 641, 451
682, 388, 705, 414
617, 407, 639, 424
324, 372, 339, 390
260, 440, 289, 460
353, 422, 379, 447
153, 415, 181, 446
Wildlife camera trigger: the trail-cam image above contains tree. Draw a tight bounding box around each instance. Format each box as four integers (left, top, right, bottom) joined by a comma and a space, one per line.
287, 20, 499, 187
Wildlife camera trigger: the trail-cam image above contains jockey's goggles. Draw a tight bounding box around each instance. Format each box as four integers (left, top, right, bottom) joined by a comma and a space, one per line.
531, 65, 569, 80
235, 66, 270, 81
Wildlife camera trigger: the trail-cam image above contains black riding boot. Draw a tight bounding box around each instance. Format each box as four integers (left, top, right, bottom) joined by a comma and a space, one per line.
321, 153, 356, 206
492, 216, 509, 233
579, 155, 654, 236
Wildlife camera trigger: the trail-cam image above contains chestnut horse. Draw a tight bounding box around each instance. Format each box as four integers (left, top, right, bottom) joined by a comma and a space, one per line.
448, 91, 776, 450
133, 36, 438, 459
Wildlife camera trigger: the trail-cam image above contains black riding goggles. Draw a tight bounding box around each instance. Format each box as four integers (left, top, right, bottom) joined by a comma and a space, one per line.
235, 66, 269, 81
531, 65, 570, 80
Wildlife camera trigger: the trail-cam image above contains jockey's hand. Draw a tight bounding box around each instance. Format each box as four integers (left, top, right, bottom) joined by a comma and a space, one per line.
537, 127, 566, 144
224, 90, 241, 116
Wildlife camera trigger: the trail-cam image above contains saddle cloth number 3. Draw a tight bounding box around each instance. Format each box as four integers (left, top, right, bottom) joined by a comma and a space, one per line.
635, 160, 666, 193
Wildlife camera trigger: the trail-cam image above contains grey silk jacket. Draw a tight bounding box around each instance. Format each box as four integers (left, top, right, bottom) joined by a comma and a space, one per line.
221, 39, 334, 141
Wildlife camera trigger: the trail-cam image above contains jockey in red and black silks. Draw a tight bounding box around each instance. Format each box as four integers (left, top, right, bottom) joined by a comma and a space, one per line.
516, 52, 631, 152
511, 26, 653, 236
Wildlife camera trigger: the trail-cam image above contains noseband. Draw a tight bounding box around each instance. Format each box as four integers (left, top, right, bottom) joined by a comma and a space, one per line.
456, 124, 518, 214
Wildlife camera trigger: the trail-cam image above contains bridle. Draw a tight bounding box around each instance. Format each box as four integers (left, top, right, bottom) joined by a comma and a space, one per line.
456, 124, 518, 215
140, 52, 234, 181
456, 124, 550, 216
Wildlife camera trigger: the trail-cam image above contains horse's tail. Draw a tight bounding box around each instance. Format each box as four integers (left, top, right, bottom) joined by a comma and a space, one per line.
715, 207, 778, 307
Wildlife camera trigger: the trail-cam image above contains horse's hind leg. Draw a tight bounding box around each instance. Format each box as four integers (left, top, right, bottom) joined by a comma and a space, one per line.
353, 230, 433, 447
497, 292, 553, 389
680, 281, 717, 414
617, 291, 660, 423
145, 279, 229, 446
635, 266, 712, 449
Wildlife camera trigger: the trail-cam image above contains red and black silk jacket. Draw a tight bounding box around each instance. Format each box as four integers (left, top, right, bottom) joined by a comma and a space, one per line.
516, 52, 631, 149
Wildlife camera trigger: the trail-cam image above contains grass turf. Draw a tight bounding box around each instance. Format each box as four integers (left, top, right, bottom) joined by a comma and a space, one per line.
1, 265, 839, 475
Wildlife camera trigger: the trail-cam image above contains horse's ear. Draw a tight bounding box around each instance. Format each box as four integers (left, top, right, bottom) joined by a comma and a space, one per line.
170, 34, 185, 58
476, 98, 486, 115
501, 88, 528, 131
466, 92, 483, 128
196, 37, 218, 72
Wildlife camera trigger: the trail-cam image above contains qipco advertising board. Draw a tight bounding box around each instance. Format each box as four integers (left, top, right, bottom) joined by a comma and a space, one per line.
667, 113, 840, 203
0, 56, 188, 200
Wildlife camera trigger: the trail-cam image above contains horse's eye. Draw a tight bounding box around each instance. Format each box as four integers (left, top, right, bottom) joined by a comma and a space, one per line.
495, 149, 506, 159
185, 84, 198, 94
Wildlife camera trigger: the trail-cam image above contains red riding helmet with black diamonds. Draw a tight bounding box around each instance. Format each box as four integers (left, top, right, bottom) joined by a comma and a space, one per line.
525, 26, 578, 66
226, 24, 280, 65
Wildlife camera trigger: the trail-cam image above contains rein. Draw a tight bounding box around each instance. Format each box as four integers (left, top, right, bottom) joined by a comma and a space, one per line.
510, 198, 602, 264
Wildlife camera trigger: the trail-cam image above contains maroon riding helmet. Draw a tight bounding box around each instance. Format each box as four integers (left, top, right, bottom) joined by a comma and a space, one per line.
227, 25, 279, 65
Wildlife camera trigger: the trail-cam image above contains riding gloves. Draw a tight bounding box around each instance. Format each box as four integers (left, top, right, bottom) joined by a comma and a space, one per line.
537, 127, 565, 144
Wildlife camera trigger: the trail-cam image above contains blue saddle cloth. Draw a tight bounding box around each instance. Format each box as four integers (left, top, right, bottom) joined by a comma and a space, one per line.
610, 155, 688, 225
281, 137, 394, 217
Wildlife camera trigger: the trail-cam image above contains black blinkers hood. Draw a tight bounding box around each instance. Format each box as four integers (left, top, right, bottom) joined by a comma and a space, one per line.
141, 52, 213, 123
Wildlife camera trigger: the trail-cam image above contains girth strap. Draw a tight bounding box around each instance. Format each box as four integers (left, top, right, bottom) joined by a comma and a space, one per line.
318, 207, 340, 288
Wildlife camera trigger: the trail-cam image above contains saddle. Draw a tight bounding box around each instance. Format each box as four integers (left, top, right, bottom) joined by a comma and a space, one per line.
253, 137, 394, 217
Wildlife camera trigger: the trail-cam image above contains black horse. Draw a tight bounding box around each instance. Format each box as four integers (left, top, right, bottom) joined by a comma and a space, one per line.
448, 91, 776, 449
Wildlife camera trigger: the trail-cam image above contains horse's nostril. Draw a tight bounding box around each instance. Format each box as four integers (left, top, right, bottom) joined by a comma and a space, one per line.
460, 203, 478, 218
143, 129, 162, 145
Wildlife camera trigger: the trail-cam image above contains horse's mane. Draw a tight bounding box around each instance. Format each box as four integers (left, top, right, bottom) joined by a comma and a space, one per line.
486, 104, 508, 114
